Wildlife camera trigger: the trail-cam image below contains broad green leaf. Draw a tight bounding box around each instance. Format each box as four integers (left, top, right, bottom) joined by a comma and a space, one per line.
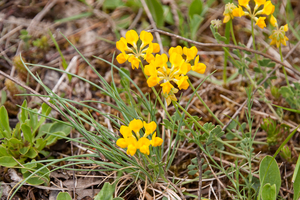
0, 146, 9, 156
259, 156, 281, 196
113, 198, 124, 200
94, 182, 114, 200
188, 170, 198, 176
37, 123, 52, 139
56, 192, 72, 200
262, 183, 276, 200
22, 163, 50, 185
49, 122, 71, 136
25, 147, 38, 159
41, 103, 52, 116
293, 155, 300, 200
29, 110, 38, 131
19, 146, 30, 155
188, 0, 203, 19
35, 138, 47, 151
0, 106, 11, 134
1, 90, 7, 106
103, 0, 124, 9
189, 14, 203, 40
145, 0, 164, 27
46, 131, 66, 146
21, 123, 33, 144
0, 156, 18, 167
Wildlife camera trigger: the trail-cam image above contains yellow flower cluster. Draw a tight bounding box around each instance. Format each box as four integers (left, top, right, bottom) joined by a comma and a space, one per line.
116, 30, 160, 69
144, 46, 206, 105
223, 0, 275, 29
116, 30, 207, 105
269, 16, 289, 48
116, 119, 163, 156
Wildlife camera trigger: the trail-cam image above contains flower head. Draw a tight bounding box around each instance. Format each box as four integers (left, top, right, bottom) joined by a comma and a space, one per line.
116, 119, 163, 156
255, 17, 266, 29
262, 1, 275, 15
116, 30, 160, 69
269, 24, 289, 48
223, 3, 237, 23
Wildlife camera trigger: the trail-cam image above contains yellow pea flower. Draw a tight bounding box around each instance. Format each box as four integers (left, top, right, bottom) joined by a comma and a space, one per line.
232, 6, 245, 17
147, 75, 160, 87
192, 56, 206, 74
169, 46, 183, 55
116, 138, 128, 148
151, 132, 163, 147
269, 24, 289, 48
129, 119, 143, 136
116, 37, 130, 52
255, 17, 266, 29
270, 15, 277, 27
176, 76, 189, 90
254, 0, 266, 8
284, 24, 288, 32
116, 52, 129, 64
262, 1, 275, 15
125, 30, 139, 48
128, 55, 140, 70
137, 137, 151, 155
164, 89, 178, 106
144, 62, 157, 76
143, 121, 157, 136
238, 0, 250, 8
161, 81, 174, 95
127, 144, 137, 156
120, 125, 132, 138
223, 3, 237, 23
140, 30, 153, 49
183, 46, 198, 62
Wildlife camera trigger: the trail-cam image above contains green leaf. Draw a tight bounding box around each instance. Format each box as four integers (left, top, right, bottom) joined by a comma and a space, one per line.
145, 0, 164, 27
259, 156, 281, 196
262, 183, 276, 200
188, 170, 198, 176
113, 198, 124, 200
293, 155, 300, 200
188, 0, 203, 19
35, 138, 47, 151
21, 123, 33, 144
19, 146, 30, 155
45, 131, 66, 146
19, 100, 28, 123
0, 156, 18, 167
188, 164, 196, 170
0, 146, 9, 156
22, 162, 50, 185
1, 90, 7, 106
94, 182, 114, 200
36, 123, 52, 139
103, 0, 124, 9
50, 122, 71, 136
25, 147, 38, 159
189, 14, 203, 40
41, 103, 52, 116
214, 32, 227, 43
56, 192, 72, 200
0, 106, 11, 135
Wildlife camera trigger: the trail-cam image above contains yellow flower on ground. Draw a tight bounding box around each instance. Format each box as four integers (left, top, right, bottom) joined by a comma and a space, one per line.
270, 15, 277, 27
116, 119, 163, 156
262, 1, 275, 15
238, 0, 250, 8
143, 121, 157, 137
223, 3, 237, 23
176, 76, 189, 90
183, 46, 198, 62
232, 6, 245, 17
169, 46, 183, 55
254, 0, 266, 8
269, 24, 289, 48
161, 81, 174, 95
129, 119, 143, 135
116, 30, 160, 69
151, 132, 163, 147
255, 17, 266, 29
147, 75, 160, 87
192, 56, 206, 74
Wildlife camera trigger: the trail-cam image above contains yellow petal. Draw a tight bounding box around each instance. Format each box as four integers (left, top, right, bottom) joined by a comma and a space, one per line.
116, 37, 128, 52
125, 30, 139, 47
238, 0, 250, 7
116, 138, 128, 148
254, 0, 266, 7
169, 46, 183, 55
127, 144, 137, 156
270, 15, 277, 27
283, 24, 288, 32
143, 121, 157, 136
128, 55, 140, 69
176, 76, 189, 90
160, 81, 174, 95
255, 17, 266, 29
140, 30, 153, 47
116, 53, 128, 64
129, 119, 143, 134
183, 46, 198, 61
120, 125, 132, 138
144, 63, 157, 76
232, 6, 245, 17
147, 75, 160, 87
223, 15, 231, 23
262, 1, 275, 15
151, 132, 163, 147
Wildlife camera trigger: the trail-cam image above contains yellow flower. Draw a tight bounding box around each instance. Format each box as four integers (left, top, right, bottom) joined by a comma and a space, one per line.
183, 46, 198, 62
169, 46, 183, 55
223, 3, 237, 23
192, 56, 206, 74
147, 75, 160, 87
143, 121, 157, 136
127, 144, 137, 156
137, 137, 151, 155
125, 30, 139, 48
116, 138, 128, 148
254, 0, 266, 7
262, 1, 275, 15
163, 88, 178, 106
255, 17, 266, 29
129, 119, 143, 135
120, 125, 132, 138
232, 6, 245, 17
269, 24, 289, 48
238, 0, 250, 8
161, 81, 174, 95
270, 15, 277, 27
116, 30, 159, 69
176, 76, 189, 90
151, 132, 163, 147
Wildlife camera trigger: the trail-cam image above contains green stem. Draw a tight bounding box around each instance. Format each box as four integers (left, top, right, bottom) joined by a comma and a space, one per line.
230, 20, 237, 46
216, 138, 245, 154
279, 45, 290, 87
251, 17, 262, 74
